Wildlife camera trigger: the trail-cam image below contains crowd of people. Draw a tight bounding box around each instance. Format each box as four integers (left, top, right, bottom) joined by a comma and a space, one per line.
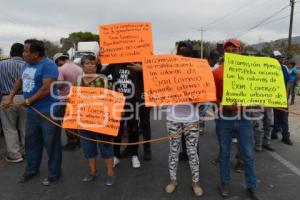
0, 38, 299, 199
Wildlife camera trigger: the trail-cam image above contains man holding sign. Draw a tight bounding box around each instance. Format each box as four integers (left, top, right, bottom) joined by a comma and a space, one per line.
213, 39, 259, 199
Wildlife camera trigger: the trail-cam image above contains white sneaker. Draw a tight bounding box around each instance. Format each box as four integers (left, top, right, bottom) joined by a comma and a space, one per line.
5, 156, 23, 163
113, 157, 120, 168
232, 138, 238, 143
131, 156, 141, 169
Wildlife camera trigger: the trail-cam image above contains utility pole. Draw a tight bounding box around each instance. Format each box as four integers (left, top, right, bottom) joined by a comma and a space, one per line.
288, 0, 295, 56
199, 27, 206, 58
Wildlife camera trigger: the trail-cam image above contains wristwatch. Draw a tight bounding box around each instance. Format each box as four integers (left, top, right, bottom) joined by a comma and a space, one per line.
25, 99, 30, 106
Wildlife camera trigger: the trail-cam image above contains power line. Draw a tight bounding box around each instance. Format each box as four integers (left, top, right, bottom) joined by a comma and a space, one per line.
262, 12, 300, 26
236, 4, 290, 38
202, 0, 254, 28
201, 0, 277, 29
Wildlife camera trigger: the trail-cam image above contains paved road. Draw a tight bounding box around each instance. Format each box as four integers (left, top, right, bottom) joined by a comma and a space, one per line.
0, 98, 300, 200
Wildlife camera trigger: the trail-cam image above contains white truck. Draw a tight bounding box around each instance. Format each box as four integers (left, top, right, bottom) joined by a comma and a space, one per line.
71, 41, 99, 65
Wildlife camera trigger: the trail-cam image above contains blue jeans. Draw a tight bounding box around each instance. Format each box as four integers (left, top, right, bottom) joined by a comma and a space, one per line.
25, 112, 62, 177
216, 116, 256, 188
80, 130, 113, 159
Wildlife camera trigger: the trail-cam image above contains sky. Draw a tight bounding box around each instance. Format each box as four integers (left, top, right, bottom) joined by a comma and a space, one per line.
0, 0, 299, 55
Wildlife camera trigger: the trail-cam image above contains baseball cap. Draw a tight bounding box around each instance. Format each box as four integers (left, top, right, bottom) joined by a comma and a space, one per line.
272, 50, 284, 58
223, 38, 240, 49
53, 53, 69, 62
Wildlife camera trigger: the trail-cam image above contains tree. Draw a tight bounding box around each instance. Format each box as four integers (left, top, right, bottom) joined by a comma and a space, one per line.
42, 39, 61, 58
60, 32, 99, 52
243, 44, 258, 54
258, 40, 300, 59
261, 43, 272, 55
0, 47, 9, 61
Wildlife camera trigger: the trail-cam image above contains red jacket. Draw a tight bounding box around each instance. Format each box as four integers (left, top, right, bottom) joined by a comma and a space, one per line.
213, 64, 240, 112
213, 65, 224, 103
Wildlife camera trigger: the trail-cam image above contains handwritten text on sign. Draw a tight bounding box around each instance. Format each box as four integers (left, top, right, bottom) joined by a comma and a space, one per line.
62, 87, 125, 136
222, 53, 287, 107
143, 55, 216, 106
100, 22, 153, 64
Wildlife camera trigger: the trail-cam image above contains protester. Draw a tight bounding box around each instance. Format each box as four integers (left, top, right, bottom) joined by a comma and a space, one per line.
287, 61, 298, 105
3, 39, 62, 186
212, 57, 224, 70
271, 51, 293, 145
101, 63, 142, 169
165, 41, 203, 197
253, 108, 275, 152
208, 50, 221, 68
0, 43, 26, 163
110, 62, 153, 161
53, 52, 83, 150
131, 63, 152, 161
175, 41, 201, 161
78, 55, 115, 186
213, 39, 259, 199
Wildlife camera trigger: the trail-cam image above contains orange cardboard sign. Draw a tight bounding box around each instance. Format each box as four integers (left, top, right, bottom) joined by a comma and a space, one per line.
143, 55, 216, 106
99, 22, 153, 64
62, 86, 125, 136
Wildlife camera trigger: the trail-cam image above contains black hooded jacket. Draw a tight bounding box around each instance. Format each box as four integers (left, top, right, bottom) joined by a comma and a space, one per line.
101, 63, 143, 103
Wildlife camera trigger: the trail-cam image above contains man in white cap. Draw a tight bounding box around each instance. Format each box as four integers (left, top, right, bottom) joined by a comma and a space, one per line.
53, 53, 83, 150
270, 50, 293, 145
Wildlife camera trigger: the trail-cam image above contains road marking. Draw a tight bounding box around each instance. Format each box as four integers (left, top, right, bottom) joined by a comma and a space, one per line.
268, 151, 300, 177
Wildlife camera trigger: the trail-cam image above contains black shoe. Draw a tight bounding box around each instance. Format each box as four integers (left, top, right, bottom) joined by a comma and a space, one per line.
262, 144, 275, 151
179, 152, 188, 161
234, 161, 244, 173
42, 176, 60, 186
120, 148, 132, 158
62, 142, 78, 151
18, 172, 38, 183
219, 184, 230, 197
282, 138, 293, 145
143, 152, 152, 161
246, 187, 261, 200
271, 133, 278, 140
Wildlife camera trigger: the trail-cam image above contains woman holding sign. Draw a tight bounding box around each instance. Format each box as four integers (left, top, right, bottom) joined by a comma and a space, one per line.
78, 55, 115, 186
165, 41, 203, 197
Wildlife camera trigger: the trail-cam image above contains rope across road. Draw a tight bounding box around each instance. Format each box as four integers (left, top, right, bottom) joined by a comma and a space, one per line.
30, 106, 198, 146
0, 104, 299, 146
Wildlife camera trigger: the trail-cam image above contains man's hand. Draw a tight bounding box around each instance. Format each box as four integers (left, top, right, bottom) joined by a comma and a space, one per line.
128, 63, 142, 71
17, 99, 27, 107
1, 96, 14, 108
